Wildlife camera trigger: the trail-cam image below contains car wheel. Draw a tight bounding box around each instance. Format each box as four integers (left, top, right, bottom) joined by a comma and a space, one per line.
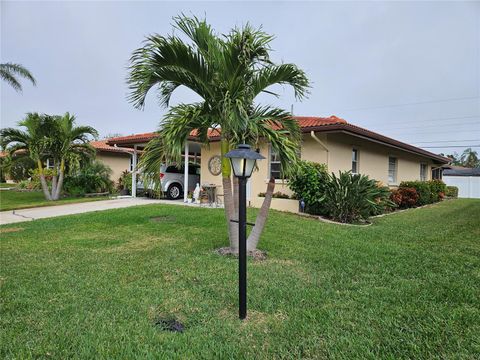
167, 183, 182, 200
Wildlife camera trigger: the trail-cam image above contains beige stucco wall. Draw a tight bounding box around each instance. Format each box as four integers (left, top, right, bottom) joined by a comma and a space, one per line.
199, 132, 439, 211
96, 152, 131, 184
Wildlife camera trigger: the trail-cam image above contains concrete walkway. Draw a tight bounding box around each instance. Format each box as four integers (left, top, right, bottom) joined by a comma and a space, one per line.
0, 197, 188, 225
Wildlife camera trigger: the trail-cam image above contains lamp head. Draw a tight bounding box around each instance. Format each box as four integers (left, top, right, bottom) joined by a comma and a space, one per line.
224, 144, 265, 178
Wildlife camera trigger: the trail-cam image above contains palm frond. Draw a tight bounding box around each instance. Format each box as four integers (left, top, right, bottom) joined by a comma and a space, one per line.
127, 34, 212, 109
0, 63, 36, 92
252, 64, 310, 100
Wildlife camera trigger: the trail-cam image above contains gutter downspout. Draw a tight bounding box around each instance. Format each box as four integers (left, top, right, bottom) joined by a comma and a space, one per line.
310, 131, 329, 167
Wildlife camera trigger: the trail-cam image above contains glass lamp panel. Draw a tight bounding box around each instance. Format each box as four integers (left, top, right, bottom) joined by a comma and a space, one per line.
231, 158, 245, 177
244, 159, 256, 178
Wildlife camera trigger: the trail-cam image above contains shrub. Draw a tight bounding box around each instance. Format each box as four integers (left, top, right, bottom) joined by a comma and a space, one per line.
445, 186, 458, 198
323, 171, 394, 223
118, 170, 132, 193
428, 179, 447, 202
64, 161, 113, 195
390, 187, 419, 208
399, 181, 433, 206
258, 191, 291, 199
400, 180, 447, 205
288, 161, 329, 215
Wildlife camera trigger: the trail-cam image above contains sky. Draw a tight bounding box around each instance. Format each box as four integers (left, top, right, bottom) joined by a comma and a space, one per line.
1, 1, 479, 157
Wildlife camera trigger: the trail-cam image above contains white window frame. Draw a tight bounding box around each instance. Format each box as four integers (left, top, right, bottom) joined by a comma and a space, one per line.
352, 148, 359, 174
129, 155, 134, 172
46, 158, 55, 169
269, 146, 282, 180
420, 163, 428, 181
388, 156, 397, 184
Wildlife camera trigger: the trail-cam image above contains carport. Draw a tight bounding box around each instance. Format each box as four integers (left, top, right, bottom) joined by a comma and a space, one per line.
107, 133, 202, 202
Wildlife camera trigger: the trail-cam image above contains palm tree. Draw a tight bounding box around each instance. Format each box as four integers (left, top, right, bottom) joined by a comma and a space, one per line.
460, 148, 479, 168
0, 113, 97, 200
128, 15, 309, 252
49, 112, 98, 199
0, 63, 36, 92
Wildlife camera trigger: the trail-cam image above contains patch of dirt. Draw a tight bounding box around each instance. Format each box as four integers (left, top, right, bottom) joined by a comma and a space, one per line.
154, 317, 185, 333
0, 227, 24, 234
216, 247, 267, 261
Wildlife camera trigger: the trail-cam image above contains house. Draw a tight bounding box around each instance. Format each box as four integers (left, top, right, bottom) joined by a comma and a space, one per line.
107, 116, 450, 212
442, 166, 480, 199
90, 140, 133, 183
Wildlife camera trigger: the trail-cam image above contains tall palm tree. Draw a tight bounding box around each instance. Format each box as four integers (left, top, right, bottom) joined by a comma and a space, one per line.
460, 148, 479, 168
0, 63, 36, 92
128, 15, 309, 252
50, 112, 98, 199
0, 113, 97, 200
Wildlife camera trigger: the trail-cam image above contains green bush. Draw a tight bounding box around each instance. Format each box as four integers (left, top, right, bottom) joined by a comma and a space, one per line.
428, 179, 447, 202
64, 161, 113, 195
399, 181, 432, 206
323, 171, 394, 223
118, 171, 132, 193
258, 191, 291, 199
400, 180, 447, 205
288, 161, 329, 215
445, 186, 458, 198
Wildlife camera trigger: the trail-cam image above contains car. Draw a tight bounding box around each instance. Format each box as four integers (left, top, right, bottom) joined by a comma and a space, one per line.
138, 163, 201, 200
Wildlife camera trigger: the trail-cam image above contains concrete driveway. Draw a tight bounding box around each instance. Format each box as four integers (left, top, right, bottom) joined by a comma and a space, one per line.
0, 197, 173, 225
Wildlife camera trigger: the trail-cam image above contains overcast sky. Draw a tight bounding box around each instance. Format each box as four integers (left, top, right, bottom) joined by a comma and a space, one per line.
1, 1, 479, 156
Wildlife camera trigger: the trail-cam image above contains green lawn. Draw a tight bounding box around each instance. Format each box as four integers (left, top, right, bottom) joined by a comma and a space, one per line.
1, 200, 479, 359
0, 183, 15, 188
0, 190, 111, 211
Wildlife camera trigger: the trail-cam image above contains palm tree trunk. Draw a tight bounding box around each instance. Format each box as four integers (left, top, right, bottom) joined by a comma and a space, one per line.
37, 160, 52, 201
53, 159, 65, 200
51, 172, 58, 200
247, 177, 275, 251
221, 139, 238, 251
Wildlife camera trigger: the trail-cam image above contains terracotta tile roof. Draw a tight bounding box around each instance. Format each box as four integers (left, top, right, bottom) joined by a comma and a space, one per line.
90, 140, 134, 154
104, 132, 158, 145
106, 117, 346, 145
105, 115, 449, 163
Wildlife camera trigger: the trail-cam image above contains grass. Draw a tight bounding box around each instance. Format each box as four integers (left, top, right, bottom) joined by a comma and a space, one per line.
1, 199, 479, 359
0, 190, 111, 211
0, 183, 15, 188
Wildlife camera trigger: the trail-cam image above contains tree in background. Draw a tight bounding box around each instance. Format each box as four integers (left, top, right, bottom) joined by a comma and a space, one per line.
445, 148, 479, 168
0, 113, 98, 200
0, 63, 36, 92
128, 15, 309, 252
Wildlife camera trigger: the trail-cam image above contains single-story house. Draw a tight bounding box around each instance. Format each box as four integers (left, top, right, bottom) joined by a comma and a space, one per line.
442, 166, 480, 199
107, 115, 450, 212
90, 140, 133, 183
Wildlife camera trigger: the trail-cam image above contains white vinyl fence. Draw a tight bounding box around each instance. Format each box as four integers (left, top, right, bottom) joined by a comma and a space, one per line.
443, 176, 480, 199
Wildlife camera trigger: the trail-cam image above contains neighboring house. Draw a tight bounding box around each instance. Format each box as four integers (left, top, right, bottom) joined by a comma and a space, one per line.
107, 116, 450, 211
90, 140, 133, 183
443, 166, 480, 199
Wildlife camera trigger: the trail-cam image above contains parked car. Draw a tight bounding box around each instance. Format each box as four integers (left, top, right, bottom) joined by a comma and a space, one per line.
138, 163, 200, 200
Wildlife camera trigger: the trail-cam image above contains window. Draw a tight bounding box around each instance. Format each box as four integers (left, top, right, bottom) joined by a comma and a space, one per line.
420, 163, 428, 181
432, 167, 443, 180
388, 156, 397, 184
46, 158, 55, 169
352, 149, 359, 174
269, 147, 282, 179
129, 156, 134, 172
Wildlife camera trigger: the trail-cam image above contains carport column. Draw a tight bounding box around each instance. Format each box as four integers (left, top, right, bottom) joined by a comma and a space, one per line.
132, 145, 138, 198
183, 142, 189, 203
